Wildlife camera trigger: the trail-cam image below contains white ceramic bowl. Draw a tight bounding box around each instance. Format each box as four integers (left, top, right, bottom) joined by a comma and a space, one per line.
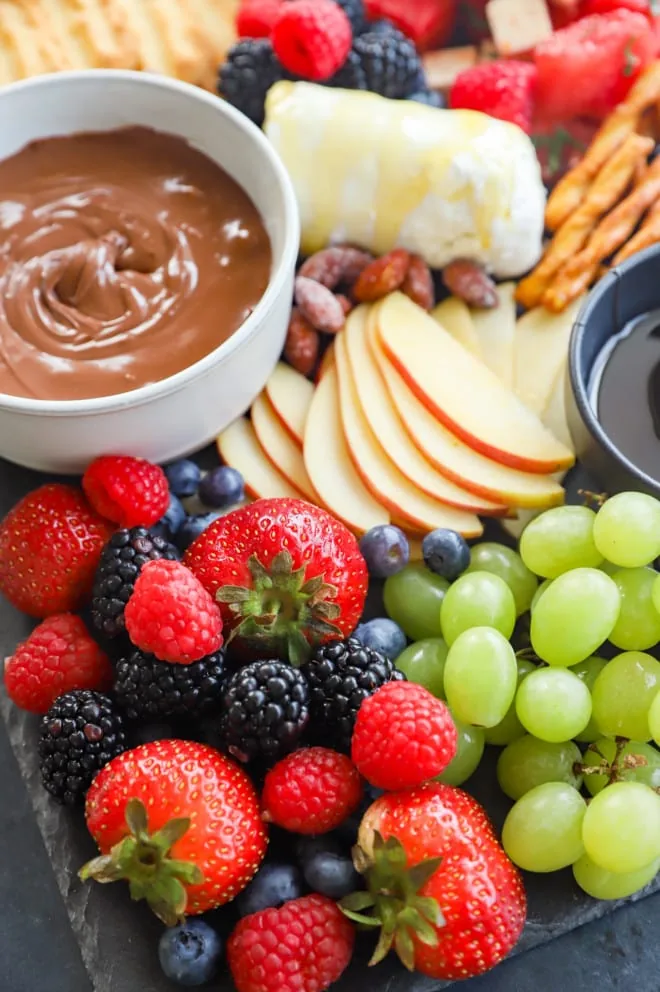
0, 70, 299, 473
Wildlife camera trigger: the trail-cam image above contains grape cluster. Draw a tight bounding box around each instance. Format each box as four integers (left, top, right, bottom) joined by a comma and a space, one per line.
382, 492, 660, 902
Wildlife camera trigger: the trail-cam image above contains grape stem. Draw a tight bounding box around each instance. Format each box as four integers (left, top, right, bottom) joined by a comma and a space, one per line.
575, 737, 649, 785
577, 489, 609, 509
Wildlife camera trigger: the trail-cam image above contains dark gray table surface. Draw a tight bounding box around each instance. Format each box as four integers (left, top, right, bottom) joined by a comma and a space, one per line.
1, 457, 660, 992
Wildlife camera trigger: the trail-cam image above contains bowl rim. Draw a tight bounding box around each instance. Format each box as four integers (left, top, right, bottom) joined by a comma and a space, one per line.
569, 242, 660, 493
0, 69, 300, 416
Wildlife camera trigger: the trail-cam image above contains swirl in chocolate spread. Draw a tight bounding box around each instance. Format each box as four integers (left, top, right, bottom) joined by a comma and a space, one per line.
0, 126, 271, 401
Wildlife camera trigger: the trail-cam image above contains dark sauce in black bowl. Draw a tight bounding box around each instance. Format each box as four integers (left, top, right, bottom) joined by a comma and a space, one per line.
589, 309, 660, 481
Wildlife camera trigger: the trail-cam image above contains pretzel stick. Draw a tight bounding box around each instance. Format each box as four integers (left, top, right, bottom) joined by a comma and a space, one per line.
515, 133, 653, 310
612, 196, 660, 265
542, 156, 660, 312
544, 61, 660, 231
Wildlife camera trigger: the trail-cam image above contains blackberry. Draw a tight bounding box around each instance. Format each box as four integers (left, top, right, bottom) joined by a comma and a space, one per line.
304, 637, 405, 752
334, 0, 368, 34
38, 690, 126, 805
90, 527, 179, 640
353, 29, 423, 100
221, 660, 309, 763
218, 39, 286, 127
328, 49, 368, 90
114, 647, 227, 722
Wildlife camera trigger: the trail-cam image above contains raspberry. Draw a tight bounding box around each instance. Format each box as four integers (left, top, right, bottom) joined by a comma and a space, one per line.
351, 681, 458, 790
272, 0, 353, 81
449, 60, 538, 134
237, 0, 283, 38
262, 747, 363, 835
4, 614, 113, 714
83, 455, 169, 529
124, 560, 223, 665
227, 894, 355, 992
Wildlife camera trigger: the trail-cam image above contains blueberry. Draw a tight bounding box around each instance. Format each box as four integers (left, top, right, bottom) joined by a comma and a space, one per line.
199, 467, 245, 509
409, 89, 445, 108
359, 525, 410, 578
152, 492, 186, 541
235, 863, 304, 917
158, 919, 222, 986
164, 459, 201, 498
176, 512, 223, 552
303, 849, 361, 899
353, 618, 406, 660
422, 528, 470, 581
295, 834, 342, 865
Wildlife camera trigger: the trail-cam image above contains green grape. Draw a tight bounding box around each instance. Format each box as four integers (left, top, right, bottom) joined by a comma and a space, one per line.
519, 505, 603, 578
444, 626, 517, 728
484, 658, 536, 746
581, 781, 660, 874
496, 735, 582, 800
591, 651, 660, 741
609, 568, 660, 650
436, 713, 485, 786
515, 667, 592, 742
593, 492, 660, 568
573, 853, 660, 901
572, 656, 609, 743
531, 578, 552, 612
530, 568, 620, 667
652, 572, 660, 617
395, 638, 448, 699
466, 542, 538, 616
650, 690, 660, 745
383, 562, 448, 640
599, 559, 619, 576
502, 782, 586, 873
582, 738, 660, 796
440, 571, 516, 646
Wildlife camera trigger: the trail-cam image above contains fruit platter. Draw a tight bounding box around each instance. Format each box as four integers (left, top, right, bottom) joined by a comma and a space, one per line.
3, 1, 660, 991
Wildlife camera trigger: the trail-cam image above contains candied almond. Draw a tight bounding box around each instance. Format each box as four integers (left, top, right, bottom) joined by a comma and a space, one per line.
298, 245, 374, 289
442, 259, 498, 309
284, 308, 321, 377
402, 255, 435, 311
352, 248, 411, 303
294, 276, 346, 334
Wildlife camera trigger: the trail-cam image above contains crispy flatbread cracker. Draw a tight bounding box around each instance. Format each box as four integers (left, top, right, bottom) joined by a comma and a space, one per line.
0, 0, 237, 87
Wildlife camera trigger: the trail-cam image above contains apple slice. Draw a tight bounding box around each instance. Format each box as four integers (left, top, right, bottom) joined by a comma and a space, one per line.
366, 310, 565, 509
264, 362, 314, 445
316, 341, 336, 383
470, 282, 517, 388
376, 293, 575, 474
542, 367, 575, 453
335, 332, 483, 538
251, 391, 318, 501
432, 297, 482, 360
344, 306, 508, 517
217, 418, 302, 501
513, 298, 583, 416
303, 365, 389, 535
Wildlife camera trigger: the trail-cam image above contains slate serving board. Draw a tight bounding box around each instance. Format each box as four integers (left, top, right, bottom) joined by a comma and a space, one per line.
1, 452, 658, 992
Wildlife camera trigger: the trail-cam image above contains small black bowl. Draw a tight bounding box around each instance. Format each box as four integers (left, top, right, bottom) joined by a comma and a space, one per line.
567, 242, 660, 499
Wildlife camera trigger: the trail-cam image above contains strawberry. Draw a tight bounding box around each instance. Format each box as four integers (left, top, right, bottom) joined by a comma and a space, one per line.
184, 498, 368, 665
534, 10, 657, 120
79, 740, 268, 922
0, 484, 113, 618
341, 783, 526, 981
365, 0, 458, 51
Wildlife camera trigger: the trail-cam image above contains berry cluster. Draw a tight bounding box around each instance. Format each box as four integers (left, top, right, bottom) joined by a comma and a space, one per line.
219, 0, 440, 126
21, 448, 660, 992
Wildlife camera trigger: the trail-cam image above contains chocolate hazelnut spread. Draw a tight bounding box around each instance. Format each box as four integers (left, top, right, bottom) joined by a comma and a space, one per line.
0, 126, 271, 401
